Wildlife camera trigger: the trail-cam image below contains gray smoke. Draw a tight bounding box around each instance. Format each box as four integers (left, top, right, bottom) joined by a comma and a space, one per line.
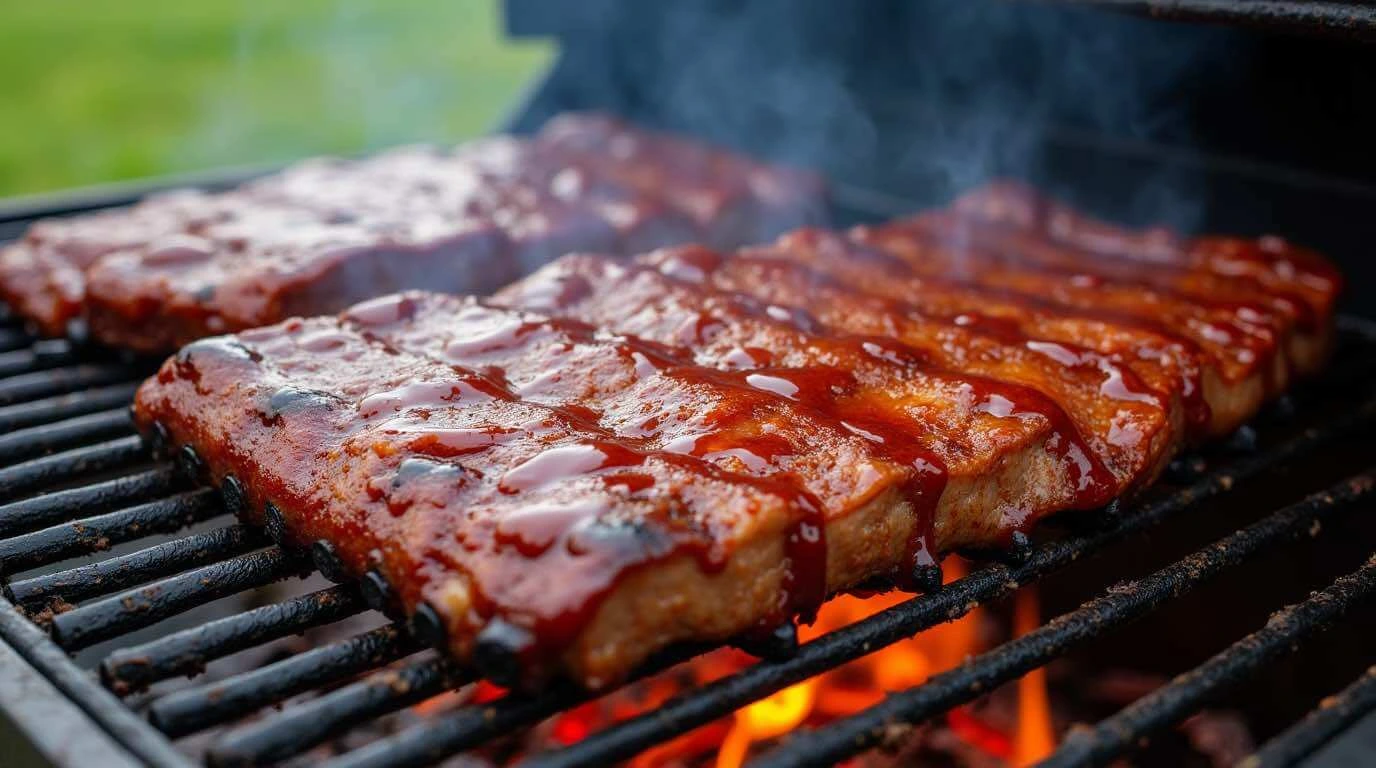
557, 0, 1246, 233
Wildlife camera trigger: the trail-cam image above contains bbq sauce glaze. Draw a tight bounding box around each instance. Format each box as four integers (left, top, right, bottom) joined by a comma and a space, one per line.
951, 181, 1342, 313
847, 222, 1300, 388
716, 232, 1216, 436
347, 293, 962, 604
632, 243, 1177, 468
152, 313, 834, 682
346, 294, 840, 632
495, 256, 1124, 579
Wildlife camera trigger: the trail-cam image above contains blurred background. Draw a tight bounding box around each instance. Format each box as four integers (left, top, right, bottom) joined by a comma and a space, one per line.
0, 0, 549, 196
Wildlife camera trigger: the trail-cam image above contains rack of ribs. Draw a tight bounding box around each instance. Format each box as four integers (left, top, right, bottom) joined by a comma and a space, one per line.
0, 113, 824, 353
131, 184, 1340, 689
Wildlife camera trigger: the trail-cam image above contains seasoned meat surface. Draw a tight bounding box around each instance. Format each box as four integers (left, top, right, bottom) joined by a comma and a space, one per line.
496, 251, 1176, 494
132, 184, 1340, 689
1, 114, 824, 351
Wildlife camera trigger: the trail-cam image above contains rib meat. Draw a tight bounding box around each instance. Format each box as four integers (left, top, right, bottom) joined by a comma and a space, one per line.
131, 184, 1340, 689
135, 289, 1106, 686
1, 114, 823, 352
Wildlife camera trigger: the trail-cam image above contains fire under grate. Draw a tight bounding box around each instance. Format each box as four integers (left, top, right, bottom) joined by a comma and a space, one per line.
1, 212, 1376, 768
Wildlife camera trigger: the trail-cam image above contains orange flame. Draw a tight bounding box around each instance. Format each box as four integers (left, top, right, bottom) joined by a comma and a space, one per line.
716, 680, 818, 768
1011, 587, 1056, 766
716, 560, 984, 768
521, 558, 1060, 767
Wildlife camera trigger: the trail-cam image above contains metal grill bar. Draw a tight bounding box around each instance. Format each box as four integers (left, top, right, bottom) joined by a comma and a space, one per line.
1244, 665, 1376, 768
0, 489, 221, 576
0, 327, 30, 354
0, 464, 179, 538
149, 624, 420, 738
1040, 555, 1376, 768
100, 584, 364, 693
0, 344, 76, 378
749, 469, 1376, 768
208, 655, 469, 767
0, 381, 141, 433
0, 601, 194, 768
325, 682, 584, 768
0, 435, 148, 504
380, 393, 1376, 768
0, 363, 143, 406
49, 546, 310, 651
0, 407, 133, 465
4, 524, 265, 607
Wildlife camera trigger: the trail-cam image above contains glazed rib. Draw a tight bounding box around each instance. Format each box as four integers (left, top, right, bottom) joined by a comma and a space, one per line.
134, 290, 1104, 687
131, 183, 1341, 690
949, 180, 1342, 324
1, 114, 823, 352
850, 219, 1337, 433
494, 251, 1175, 494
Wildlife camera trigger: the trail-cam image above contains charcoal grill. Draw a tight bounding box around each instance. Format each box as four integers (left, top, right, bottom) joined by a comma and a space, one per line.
5, 1, 1376, 766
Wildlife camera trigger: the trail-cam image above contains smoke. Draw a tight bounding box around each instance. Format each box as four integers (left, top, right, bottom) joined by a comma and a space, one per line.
176, 0, 1249, 235
555, 0, 1248, 233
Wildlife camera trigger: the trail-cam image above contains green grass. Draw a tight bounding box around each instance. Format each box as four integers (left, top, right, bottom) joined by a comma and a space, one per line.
0, 0, 551, 196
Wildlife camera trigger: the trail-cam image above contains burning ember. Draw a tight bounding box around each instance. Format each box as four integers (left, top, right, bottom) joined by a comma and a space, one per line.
480, 558, 1061, 767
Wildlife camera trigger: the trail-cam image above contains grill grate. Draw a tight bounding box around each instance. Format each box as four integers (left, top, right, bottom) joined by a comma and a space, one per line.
752, 473, 1376, 768
1248, 665, 1376, 767
0, 247, 1374, 767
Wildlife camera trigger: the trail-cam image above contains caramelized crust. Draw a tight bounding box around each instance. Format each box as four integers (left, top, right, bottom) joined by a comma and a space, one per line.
131, 183, 1341, 689
2, 114, 824, 351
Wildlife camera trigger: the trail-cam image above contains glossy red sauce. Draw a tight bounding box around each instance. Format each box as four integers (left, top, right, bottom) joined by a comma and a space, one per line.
150, 312, 835, 669
7, 114, 822, 354
347, 294, 836, 629
496, 256, 1123, 569
849, 222, 1286, 387
904, 211, 1313, 335
727, 234, 1215, 433
951, 181, 1342, 313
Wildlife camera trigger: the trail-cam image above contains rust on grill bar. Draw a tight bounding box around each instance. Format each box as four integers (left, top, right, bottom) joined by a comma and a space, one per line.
0, 381, 142, 432
100, 583, 365, 693
207, 656, 470, 767
5, 523, 265, 607
48, 547, 311, 651
148, 624, 423, 738
0, 407, 135, 465
0, 463, 180, 537
0, 435, 149, 503
0, 489, 220, 576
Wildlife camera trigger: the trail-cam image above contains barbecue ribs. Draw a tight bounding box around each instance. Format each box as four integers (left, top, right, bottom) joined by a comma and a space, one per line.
132, 184, 1340, 689
0, 114, 823, 352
